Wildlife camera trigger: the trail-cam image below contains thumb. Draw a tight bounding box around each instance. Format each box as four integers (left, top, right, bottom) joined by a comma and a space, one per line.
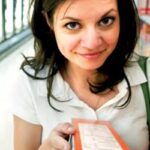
56, 122, 75, 135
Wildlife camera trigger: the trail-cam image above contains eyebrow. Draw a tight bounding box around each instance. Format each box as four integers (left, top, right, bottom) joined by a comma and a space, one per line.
61, 9, 118, 21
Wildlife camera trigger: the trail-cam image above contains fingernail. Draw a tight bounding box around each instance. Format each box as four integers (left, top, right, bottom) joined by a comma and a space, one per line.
68, 127, 74, 132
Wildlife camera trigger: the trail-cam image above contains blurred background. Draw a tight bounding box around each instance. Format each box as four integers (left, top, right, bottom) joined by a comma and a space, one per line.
134, 0, 150, 56
0, 0, 150, 149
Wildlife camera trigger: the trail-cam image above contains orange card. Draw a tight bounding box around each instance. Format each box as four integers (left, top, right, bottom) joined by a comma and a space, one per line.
72, 118, 130, 150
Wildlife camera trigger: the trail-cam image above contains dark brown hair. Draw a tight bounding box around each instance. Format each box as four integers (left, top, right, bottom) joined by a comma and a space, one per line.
22, 0, 140, 111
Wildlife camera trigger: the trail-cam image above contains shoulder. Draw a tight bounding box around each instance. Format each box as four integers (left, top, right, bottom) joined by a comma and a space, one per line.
12, 66, 64, 97
8, 67, 50, 125
9, 66, 50, 102
14, 65, 50, 87
124, 61, 147, 86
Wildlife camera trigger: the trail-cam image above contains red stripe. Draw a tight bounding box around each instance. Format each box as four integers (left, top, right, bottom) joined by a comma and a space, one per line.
138, 8, 150, 15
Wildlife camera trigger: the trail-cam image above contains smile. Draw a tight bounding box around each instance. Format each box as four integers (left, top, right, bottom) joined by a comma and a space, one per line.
78, 50, 106, 59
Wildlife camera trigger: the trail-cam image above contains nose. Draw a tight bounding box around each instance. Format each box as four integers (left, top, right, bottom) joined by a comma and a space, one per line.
81, 27, 102, 50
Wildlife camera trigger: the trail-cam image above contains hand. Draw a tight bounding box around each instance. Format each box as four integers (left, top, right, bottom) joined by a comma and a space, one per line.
38, 122, 75, 150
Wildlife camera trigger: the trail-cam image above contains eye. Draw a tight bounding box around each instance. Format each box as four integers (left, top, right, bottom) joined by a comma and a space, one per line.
65, 22, 80, 30
99, 17, 115, 27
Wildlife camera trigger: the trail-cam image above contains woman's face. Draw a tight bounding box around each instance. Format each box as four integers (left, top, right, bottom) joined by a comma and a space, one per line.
51, 0, 120, 71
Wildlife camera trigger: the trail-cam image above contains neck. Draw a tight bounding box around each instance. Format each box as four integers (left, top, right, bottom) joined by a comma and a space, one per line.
64, 63, 96, 85
61, 63, 118, 110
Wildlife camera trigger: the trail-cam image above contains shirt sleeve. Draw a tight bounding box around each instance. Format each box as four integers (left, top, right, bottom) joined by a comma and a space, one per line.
8, 69, 40, 125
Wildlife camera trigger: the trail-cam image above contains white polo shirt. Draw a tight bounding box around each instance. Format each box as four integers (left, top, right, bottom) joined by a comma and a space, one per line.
10, 62, 149, 150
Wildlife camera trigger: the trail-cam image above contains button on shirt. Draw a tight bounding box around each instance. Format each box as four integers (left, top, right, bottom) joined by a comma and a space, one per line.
10, 62, 149, 150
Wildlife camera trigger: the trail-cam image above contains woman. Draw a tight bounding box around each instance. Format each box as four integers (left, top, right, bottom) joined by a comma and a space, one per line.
10, 0, 149, 149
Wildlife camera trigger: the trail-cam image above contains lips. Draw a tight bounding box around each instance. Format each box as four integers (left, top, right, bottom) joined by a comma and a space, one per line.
78, 50, 106, 59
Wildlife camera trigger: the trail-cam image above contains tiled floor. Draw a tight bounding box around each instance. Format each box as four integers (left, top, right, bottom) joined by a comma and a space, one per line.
0, 38, 34, 150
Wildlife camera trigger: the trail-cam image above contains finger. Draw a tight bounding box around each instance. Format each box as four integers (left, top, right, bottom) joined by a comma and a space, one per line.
50, 123, 75, 150
51, 133, 71, 150
55, 122, 75, 136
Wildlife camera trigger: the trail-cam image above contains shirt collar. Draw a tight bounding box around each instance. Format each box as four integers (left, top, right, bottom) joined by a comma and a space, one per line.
38, 62, 147, 99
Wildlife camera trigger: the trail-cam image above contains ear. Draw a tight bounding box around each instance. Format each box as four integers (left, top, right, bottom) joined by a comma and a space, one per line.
42, 11, 53, 30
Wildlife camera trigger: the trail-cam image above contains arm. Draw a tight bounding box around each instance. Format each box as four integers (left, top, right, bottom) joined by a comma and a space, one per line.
14, 115, 75, 150
14, 115, 42, 150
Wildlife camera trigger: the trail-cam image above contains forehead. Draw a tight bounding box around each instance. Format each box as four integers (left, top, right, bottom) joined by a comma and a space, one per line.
54, 0, 118, 19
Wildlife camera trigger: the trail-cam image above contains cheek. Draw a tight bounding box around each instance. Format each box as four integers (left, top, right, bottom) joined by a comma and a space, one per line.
106, 28, 120, 48
56, 34, 80, 53
109, 35, 119, 47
